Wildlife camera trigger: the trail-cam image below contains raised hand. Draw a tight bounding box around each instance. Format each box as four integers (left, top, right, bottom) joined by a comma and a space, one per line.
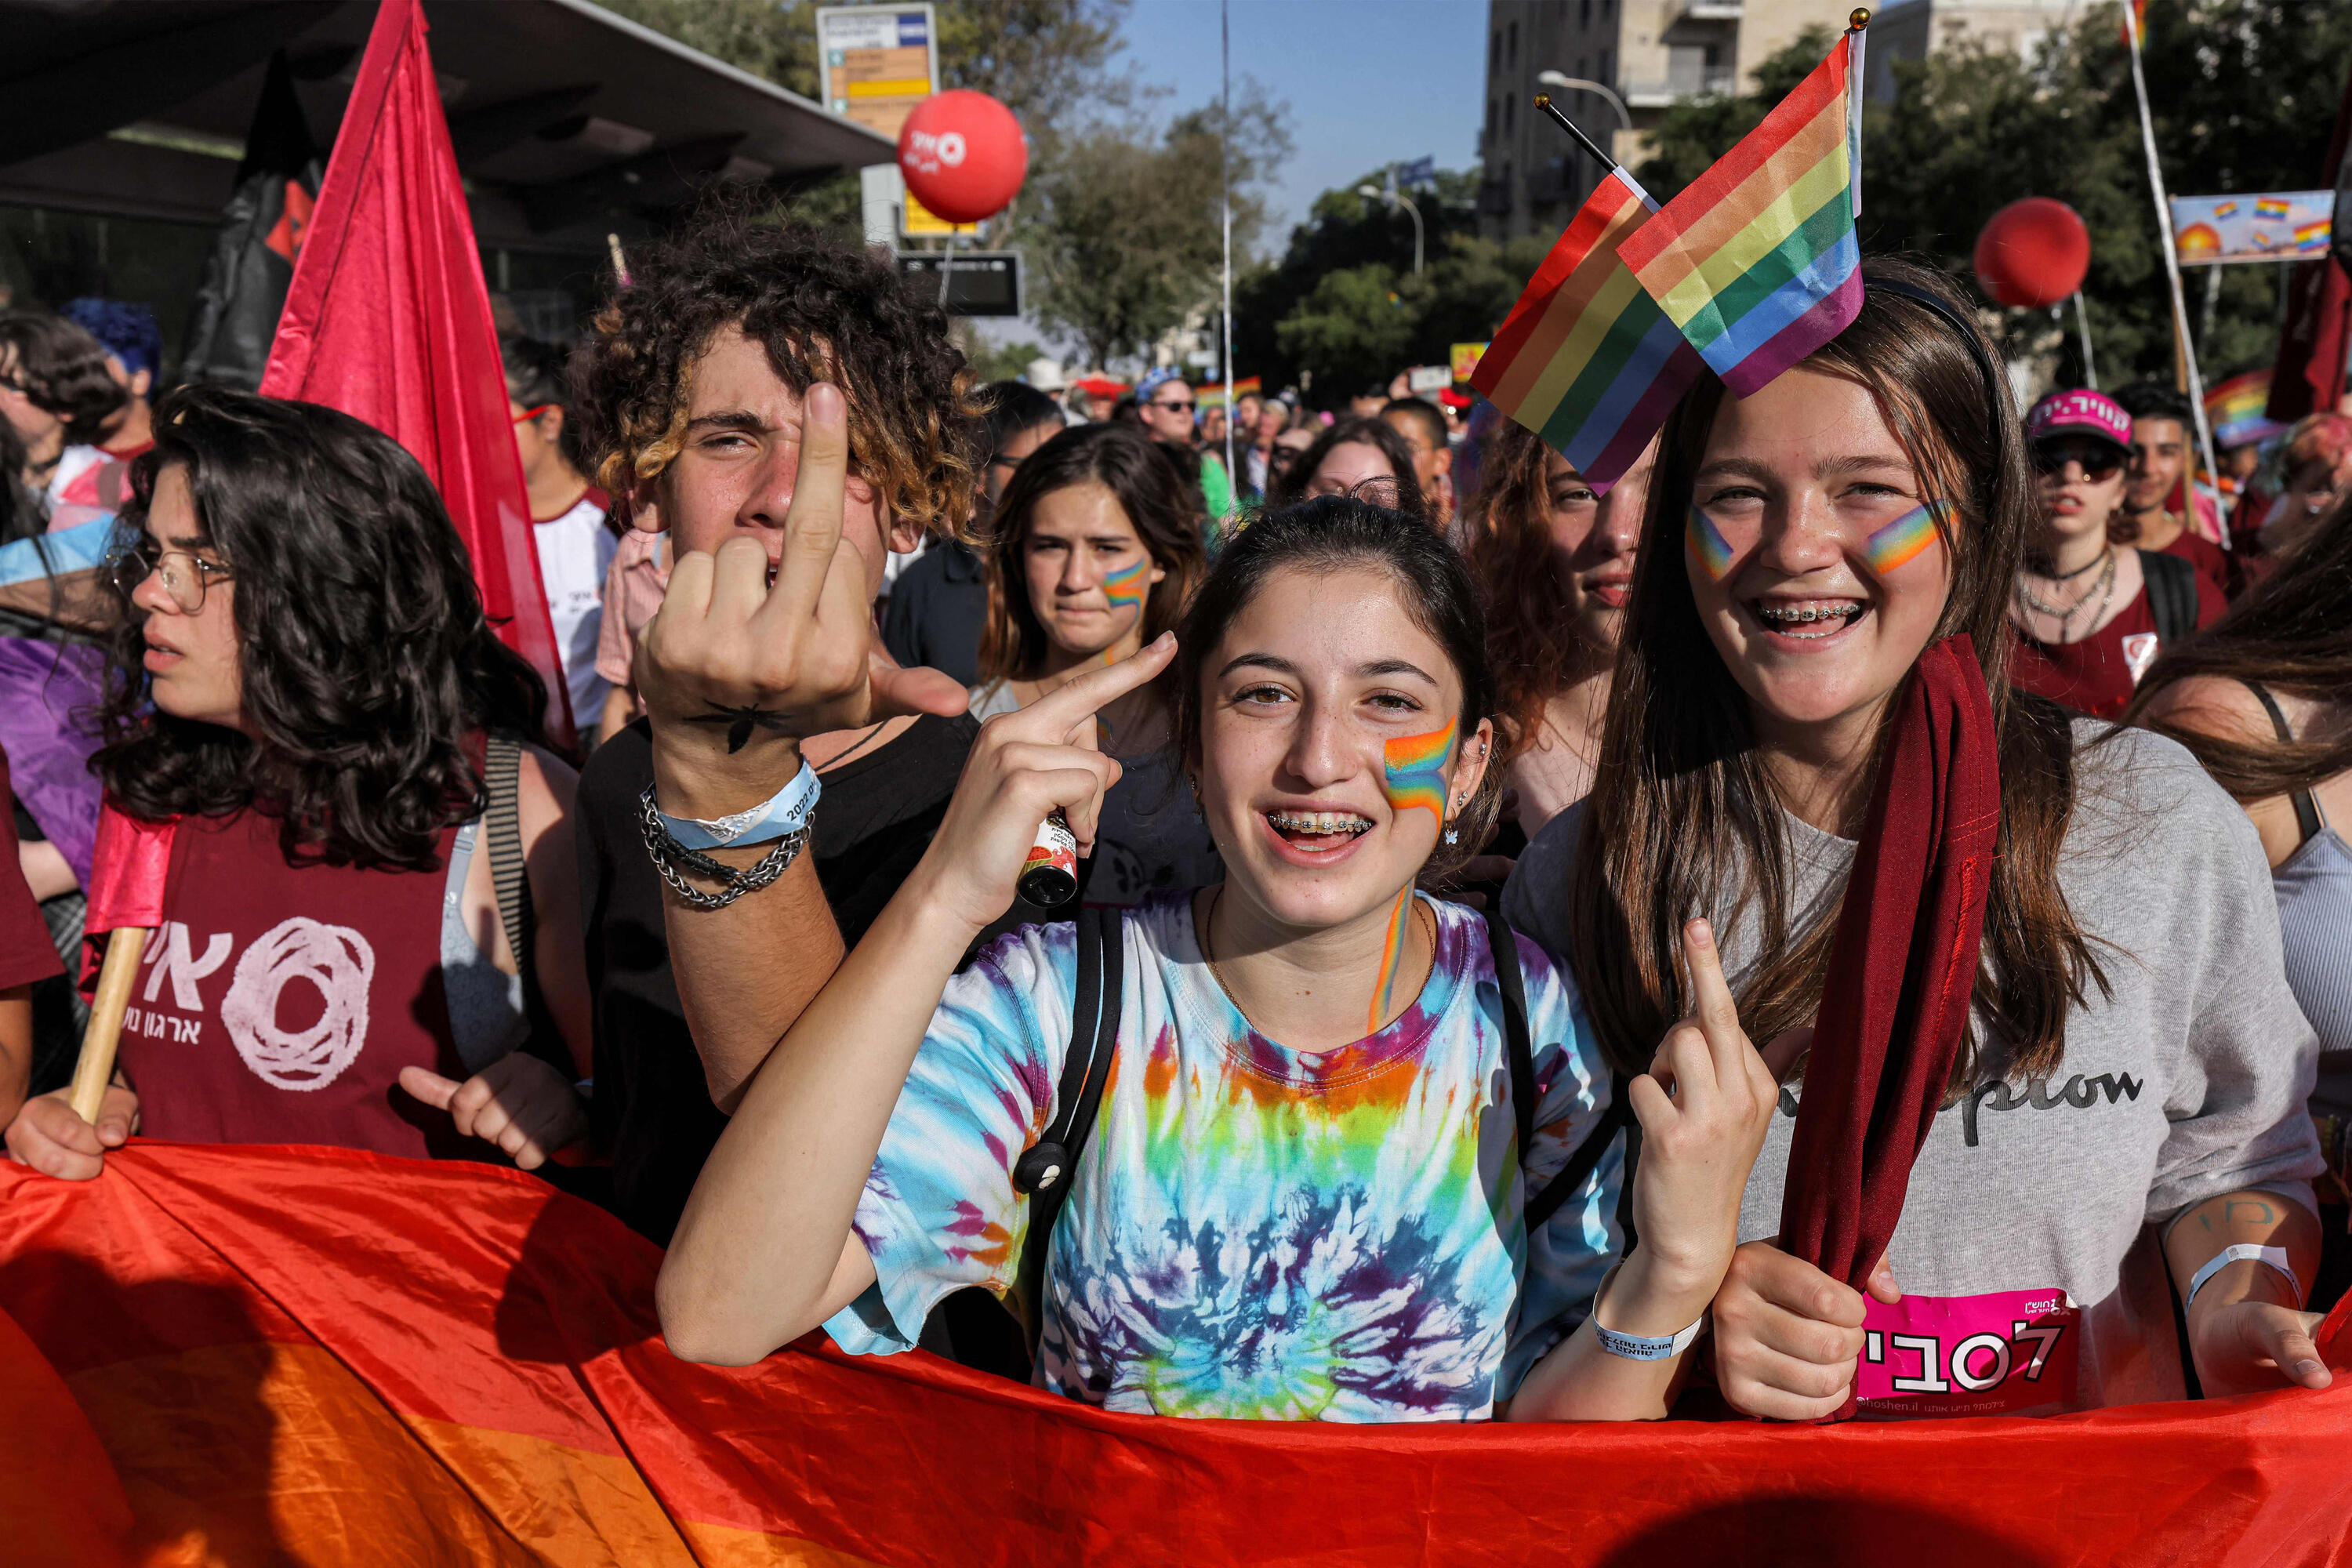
911, 633, 1177, 935
633, 382, 967, 818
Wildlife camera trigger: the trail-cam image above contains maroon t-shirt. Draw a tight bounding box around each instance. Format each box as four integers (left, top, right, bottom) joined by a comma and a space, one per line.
2161, 527, 2241, 600
2010, 561, 2227, 718
115, 806, 469, 1156
0, 746, 64, 992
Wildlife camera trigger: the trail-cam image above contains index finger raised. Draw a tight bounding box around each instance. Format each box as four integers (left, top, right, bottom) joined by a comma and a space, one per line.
1018, 633, 1177, 738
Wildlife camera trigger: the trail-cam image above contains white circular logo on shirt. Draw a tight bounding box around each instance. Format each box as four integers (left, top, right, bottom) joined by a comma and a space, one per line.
220, 917, 376, 1091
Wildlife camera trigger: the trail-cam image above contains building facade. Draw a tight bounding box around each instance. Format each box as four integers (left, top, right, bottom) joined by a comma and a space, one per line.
1476, 0, 1823, 242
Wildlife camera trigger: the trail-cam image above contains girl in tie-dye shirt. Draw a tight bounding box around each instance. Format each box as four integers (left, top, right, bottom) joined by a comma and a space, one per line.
662, 499, 1780, 1423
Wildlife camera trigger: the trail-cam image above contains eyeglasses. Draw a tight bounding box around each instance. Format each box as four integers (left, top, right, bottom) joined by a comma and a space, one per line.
2031, 441, 2125, 481
1149, 399, 1196, 415
110, 540, 234, 613
512, 405, 555, 425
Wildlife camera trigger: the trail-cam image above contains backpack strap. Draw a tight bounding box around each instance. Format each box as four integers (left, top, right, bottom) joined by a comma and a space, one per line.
1011, 906, 1123, 1358
2140, 549, 2198, 647
485, 735, 535, 999
1480, 903, 1635, 1240
2245, 681, 2325, 846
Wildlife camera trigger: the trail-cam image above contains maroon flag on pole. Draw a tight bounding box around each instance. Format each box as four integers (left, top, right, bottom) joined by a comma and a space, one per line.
2265, 60, 2352, 427
258, 0, 572, 744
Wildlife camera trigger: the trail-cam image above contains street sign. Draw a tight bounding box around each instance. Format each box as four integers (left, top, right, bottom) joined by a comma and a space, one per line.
902, 188, 978, 237
815, 5, 938, 141
895, 250, 1022, 317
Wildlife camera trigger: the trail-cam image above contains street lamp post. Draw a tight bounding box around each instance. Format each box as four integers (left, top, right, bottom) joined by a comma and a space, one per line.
1356, 183, 1424, 274
1534, 71, 1633, 150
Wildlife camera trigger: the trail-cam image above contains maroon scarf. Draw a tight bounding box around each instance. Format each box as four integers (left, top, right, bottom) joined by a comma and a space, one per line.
1777, 634, 2002, 1417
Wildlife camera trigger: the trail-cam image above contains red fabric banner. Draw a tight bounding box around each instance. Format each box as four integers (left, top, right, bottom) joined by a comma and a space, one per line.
1780, 634, 2000, 1420
2266, 60, 2352, 426
3, 1143, 2350, 1566
257, 0, 572, 744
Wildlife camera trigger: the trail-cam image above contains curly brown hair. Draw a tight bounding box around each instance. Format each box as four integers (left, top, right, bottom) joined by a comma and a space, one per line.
574, 201, 986, 539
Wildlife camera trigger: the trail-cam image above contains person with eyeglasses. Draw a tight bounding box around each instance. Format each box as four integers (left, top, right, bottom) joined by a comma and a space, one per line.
2009, 389, 2223, 720
505, 332, 617, 742
2, 383, 596, 1182
1133, 368, 1234, 531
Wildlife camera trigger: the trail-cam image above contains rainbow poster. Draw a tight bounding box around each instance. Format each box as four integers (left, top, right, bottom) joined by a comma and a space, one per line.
2171, 191, 2332, 264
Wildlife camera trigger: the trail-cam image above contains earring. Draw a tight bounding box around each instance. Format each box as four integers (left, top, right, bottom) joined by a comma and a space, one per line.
1444, 827, 1460, 845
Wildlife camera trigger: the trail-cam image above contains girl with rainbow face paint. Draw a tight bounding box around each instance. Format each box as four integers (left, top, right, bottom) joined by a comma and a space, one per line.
967, 423, 1219, 906
663, 495, 1780, 1426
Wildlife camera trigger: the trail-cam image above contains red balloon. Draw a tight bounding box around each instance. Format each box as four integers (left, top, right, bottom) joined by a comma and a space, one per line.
1973, 198, 2092, 309
897, 90, 1028, 224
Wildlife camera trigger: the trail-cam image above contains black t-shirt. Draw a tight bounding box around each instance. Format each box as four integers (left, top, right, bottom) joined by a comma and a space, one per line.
879, 539, 987, 688
578, 714, 1060, 1243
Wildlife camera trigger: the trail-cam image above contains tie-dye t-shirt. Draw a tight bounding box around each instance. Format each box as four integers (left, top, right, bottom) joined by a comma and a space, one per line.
825, 890, 1624, 1422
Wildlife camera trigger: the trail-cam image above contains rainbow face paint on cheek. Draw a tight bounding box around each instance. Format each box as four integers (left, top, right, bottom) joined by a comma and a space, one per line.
1863, 501, 1950, 575
1102, 553, 1150, 622
1686, 506, 1736, 582
1381, 719, 1457, 830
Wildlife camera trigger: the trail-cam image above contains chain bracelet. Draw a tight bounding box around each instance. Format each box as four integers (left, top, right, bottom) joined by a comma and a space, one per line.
637, 784, 808, 910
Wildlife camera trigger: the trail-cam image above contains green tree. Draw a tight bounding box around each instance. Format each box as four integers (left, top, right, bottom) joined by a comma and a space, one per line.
1022, 89, 1291, 369
1638, 2, 2352, 387
593, 0, 1131, 234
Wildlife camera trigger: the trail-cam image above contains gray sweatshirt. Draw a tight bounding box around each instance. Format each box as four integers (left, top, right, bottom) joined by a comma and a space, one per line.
1504, 721, 2322, 1411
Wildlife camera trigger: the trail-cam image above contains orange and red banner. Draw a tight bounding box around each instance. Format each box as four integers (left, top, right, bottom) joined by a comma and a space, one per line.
3, 1142, 2350, 1566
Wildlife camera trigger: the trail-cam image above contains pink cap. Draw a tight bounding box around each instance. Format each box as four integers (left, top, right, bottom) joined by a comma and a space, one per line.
2025, 388, 2132, 452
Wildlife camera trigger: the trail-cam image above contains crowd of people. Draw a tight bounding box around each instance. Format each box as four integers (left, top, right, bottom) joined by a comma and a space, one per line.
0, 205, 2344, 1426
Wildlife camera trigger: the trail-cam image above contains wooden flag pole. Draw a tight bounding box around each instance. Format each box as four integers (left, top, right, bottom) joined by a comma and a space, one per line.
1534, 95, 1621, 176
2121, 0, 2222, 494
67, 927, 149, 1125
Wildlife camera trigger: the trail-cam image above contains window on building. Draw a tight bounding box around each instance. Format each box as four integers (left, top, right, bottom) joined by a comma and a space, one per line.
1508, 20, 1518, 66
1505, 93, 1516, 134
1577, 53, 1588, 80
1601, 47, 1613, 85
1490, 30, 1500, 72
1487, 97, 1497, 140
1581, 0, 1592, 26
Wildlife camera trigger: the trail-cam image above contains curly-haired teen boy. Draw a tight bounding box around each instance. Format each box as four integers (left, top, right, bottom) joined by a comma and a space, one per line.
573, 206, 1054, 1265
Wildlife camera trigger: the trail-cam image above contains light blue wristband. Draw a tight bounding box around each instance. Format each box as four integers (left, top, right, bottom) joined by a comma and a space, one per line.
656, 760, 821, 851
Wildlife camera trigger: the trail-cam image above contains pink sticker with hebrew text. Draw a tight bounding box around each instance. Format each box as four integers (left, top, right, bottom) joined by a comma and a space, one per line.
1855, 1287, 2080, 1418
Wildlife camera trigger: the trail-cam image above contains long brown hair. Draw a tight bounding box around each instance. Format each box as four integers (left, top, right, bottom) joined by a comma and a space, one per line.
1465, 418, 1599, 750
1265, 416, 1428, 517
1567, 258, 2102, 1083
2125, 488, 2352, 798
979, 422, 1205, 682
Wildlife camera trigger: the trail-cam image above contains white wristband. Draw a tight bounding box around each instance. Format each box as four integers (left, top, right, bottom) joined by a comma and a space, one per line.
656, 760, 821, 850
2185, 1243, 2300, 1309
1588, 1261, 1709, 1362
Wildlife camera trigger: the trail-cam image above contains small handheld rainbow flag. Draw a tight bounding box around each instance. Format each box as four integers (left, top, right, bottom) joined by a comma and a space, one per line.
1618, 28, 1864, 399
1469, 168, 1705, 491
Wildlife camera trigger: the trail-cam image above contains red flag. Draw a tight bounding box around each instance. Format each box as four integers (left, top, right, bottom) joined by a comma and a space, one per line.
79, 799, 175, 949
258, 0, 572, 744
2267, 60, 2352, 426
4, 1142, 2350, 1566
1779, 637, 2001, 1419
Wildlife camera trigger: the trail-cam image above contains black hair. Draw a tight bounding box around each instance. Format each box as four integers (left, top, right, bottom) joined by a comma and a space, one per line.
2113, 381, 2194, 426
1171, 495, 1497, 876
980, 379, 1063, 455
981, 422, 1205, 682
0, 310, 127, 437
93, 384, 549, 870
500, 332, 586, 470
1381, 396, 1448, 454
1266, 415, 1429, 517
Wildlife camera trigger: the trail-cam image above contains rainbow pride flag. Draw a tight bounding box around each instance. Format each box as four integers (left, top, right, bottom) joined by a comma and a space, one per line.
1469, 168, 1705, 491
2205, 368, 2283, 448
1619, 31, 1862, 399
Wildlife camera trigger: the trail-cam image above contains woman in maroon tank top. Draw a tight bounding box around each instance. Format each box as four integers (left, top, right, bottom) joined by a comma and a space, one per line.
4, 386, 591, 1179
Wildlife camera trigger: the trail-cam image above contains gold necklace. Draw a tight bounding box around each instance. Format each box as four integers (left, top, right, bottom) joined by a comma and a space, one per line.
1199, 884, 1435, 1039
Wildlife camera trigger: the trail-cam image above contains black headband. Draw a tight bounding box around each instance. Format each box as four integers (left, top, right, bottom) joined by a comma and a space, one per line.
1863, 277, 2009, 477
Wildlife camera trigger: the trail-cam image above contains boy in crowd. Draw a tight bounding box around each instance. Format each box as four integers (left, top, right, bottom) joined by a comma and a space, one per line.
572, 209, 1057, 1249
1381, 395, 1454, 527
2114, 381, 2240, 596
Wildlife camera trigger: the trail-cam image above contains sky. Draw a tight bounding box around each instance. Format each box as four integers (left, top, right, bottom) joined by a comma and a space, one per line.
1111, 0, 1488, 245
